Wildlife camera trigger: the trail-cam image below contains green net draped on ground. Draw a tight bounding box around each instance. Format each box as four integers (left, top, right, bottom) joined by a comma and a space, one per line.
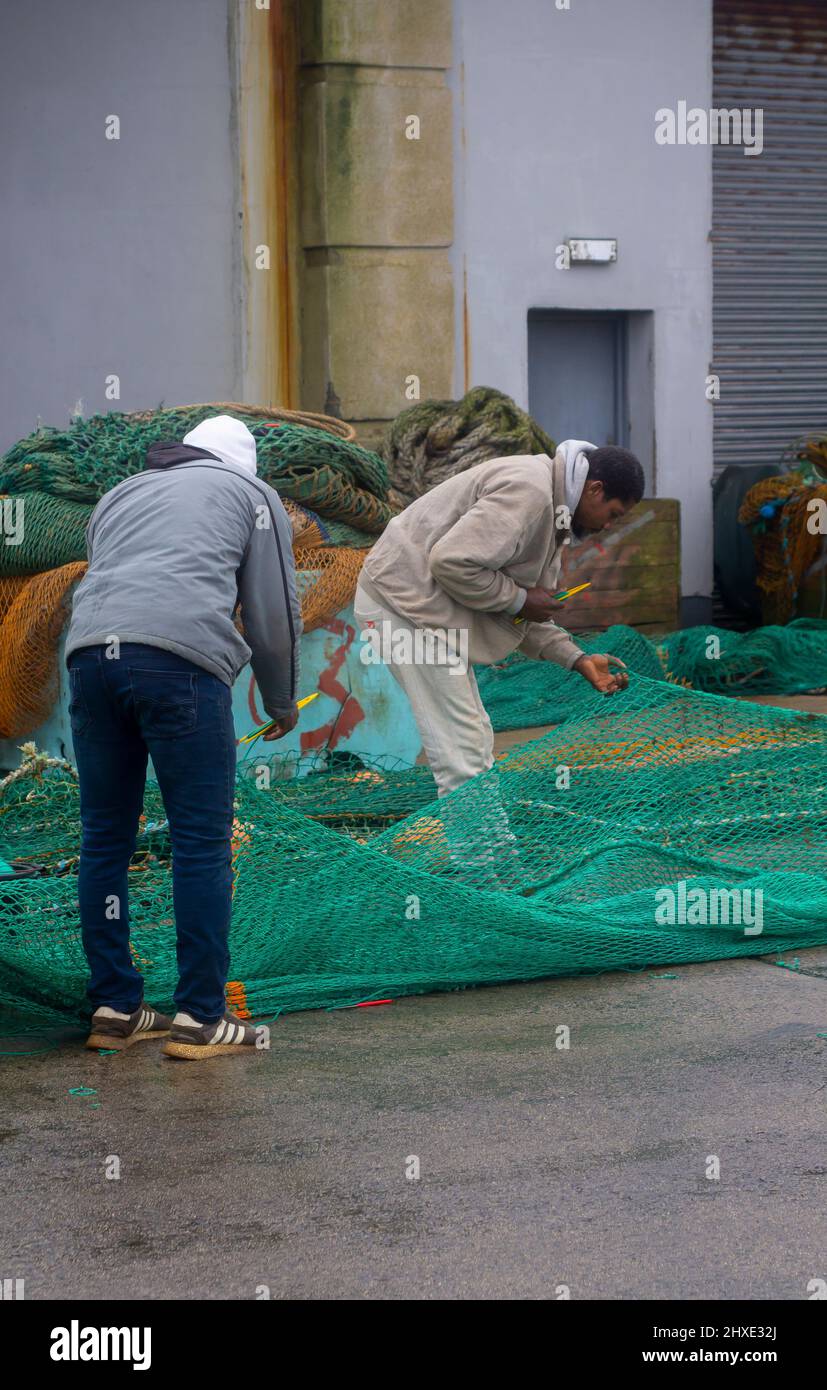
477, 626, 665, 731
658, 619, 827, 695
1, 675, 825, 1030
477, 619, 827, 732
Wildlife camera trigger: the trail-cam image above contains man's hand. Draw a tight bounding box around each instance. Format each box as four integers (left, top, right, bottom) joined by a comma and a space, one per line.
262, 707, 299, 740
519, 587, 569, 623
573, 654, 629, 695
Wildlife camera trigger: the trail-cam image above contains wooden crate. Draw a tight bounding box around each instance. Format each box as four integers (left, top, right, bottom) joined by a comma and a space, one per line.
560, 498, 680, 635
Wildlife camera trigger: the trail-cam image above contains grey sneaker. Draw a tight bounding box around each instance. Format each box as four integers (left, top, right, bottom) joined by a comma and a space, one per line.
162, 1009, 269, 1060
85, 1004, 172, 1051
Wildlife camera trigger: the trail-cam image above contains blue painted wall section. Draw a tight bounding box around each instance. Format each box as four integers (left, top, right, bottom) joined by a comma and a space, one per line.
0, 605, 423, 776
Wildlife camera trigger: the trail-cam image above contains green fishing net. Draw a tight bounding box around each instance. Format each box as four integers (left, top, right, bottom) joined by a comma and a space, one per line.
476, 626, 666, 731
1, 674, 825, 1031
0, 409, 394, 554
384, 384, 557, 505
0, 492, 92, 576
658, 619, 827, 696
477, 620, 827, 732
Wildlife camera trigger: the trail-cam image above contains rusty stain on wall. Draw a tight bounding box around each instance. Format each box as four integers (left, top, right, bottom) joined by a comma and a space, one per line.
460, 61, 469, 394
237, 0, 299, 407
462, 258, 470, 393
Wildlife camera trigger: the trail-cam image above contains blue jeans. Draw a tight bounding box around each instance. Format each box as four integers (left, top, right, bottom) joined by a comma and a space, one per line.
67, 643, 237, 1023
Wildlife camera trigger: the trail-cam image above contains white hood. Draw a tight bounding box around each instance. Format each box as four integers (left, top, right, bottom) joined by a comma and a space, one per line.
556, 438, 597, 515
183, 415, 258, 475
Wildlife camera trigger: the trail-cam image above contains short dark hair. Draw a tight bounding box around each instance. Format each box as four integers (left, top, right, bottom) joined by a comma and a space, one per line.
587, 446, 645, 504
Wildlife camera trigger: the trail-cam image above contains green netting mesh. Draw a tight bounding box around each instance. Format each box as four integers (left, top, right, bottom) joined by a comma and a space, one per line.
0, 492, 92, 575
476, 620, 827, 732
310, 516, 381, 548
0, 409, 394, 542
1, 675, 825, 1031
477, 626, 666, 731
238, 751, 438, 840
658, 619, 827, 695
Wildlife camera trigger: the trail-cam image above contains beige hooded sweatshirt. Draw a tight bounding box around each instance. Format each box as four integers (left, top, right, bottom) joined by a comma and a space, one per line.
359, 449, 585, 669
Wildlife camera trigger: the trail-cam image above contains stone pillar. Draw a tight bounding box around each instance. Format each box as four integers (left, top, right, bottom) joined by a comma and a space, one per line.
298, 0, 453, 448
234, 0, 300, 409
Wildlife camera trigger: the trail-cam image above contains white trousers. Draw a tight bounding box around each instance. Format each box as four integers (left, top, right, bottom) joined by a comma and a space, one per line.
354, 582, 495, 796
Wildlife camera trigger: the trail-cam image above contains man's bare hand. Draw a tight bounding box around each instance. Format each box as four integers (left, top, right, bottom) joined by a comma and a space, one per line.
262, 707, 299, 740
573, 654, 629, 695
519, 587, 569, 623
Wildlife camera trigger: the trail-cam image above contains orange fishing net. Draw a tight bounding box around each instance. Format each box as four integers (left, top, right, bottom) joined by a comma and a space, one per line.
0, 563, 87, 738
294, 547, 369, 632
0, 545, 368, 740
739, 472, 827, 623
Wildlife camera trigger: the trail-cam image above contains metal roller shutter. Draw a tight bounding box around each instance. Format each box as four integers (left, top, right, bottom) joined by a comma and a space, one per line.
713, 0, 827, 472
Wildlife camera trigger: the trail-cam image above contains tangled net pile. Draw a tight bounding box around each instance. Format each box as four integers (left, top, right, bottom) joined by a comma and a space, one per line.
739, 438, 827, 623
383, 385, 556, 507
0, 404, 396, 737
0, 404, 394, 547
0, 564, 87, 740
476, 619, 827, 732
1, 673, 825, 1031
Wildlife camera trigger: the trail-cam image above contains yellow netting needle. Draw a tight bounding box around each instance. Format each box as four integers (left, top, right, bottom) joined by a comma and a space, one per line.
555, 581, 592, 602
514, 580, 592, 623
238, 692, 319, 746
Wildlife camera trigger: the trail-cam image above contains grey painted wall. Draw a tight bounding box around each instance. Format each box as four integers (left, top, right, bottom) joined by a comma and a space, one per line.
0, 0, 239, 453
451, 0, 714, 601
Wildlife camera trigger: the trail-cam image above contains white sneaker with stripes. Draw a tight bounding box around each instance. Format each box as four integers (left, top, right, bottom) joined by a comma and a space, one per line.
85, 1003, 172, 1050
162, 1009, 269, 1060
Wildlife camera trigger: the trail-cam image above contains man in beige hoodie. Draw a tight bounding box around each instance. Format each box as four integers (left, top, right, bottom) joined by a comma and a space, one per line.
355, 441, 644, 796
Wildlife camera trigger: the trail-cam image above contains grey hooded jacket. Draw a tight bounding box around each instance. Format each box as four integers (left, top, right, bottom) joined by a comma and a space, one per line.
65, 443, 302, 719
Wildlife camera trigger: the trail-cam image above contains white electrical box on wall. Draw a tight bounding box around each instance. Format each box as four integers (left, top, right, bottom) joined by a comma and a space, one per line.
568, 238, 618, 263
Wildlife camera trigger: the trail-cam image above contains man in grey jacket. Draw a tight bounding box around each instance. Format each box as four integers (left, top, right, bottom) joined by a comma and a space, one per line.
65, 415, 301, 1058
356, 440, 644, 797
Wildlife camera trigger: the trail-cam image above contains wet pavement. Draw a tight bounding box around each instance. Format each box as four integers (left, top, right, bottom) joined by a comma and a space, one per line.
1, 948, 825, 1299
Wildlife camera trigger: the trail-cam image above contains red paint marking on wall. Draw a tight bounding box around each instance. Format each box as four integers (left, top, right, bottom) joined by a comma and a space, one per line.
318, 650, 348, 703
300, 620, 364, 753
247, 673, 265, 725
244, 618, 365, 753
301, 702, 362, 754
236, 674, 267, 745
